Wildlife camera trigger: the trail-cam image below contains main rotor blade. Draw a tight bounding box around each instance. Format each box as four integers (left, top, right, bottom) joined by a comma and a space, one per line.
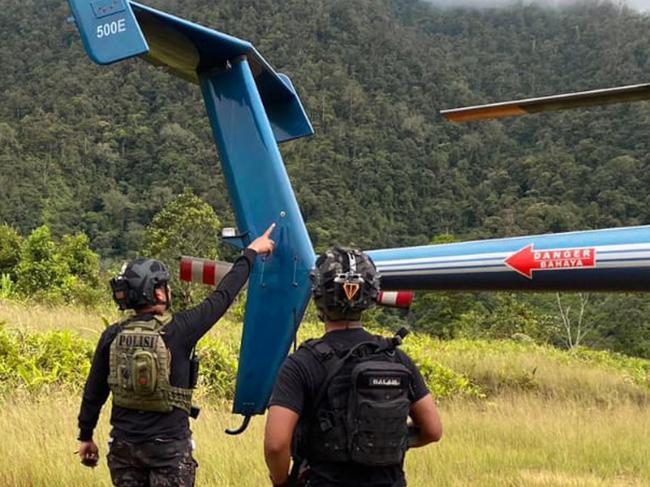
441, 83, 650, 122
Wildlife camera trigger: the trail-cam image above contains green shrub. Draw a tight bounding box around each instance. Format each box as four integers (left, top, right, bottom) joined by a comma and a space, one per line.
401, 333, 484, 400
0, 322, 18, 387
1, 322, 648, 405
0, 324, 93, 393
197, 337, 239, 399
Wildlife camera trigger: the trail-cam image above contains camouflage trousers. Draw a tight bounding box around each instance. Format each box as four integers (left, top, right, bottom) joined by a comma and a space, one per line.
107, 437, 198, 487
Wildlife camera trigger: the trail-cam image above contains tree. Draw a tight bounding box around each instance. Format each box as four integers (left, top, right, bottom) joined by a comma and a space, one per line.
15, 225, 102, 305
16, 226, 68, 298
57, 233, 104, 306
411, 233, 485, 338
588, 293, 650, 359
58, 233, 100, 288
142, 189, 222, 308
0, 224, 22, 279
556, 293, 594, 349
455, 293, 558, 343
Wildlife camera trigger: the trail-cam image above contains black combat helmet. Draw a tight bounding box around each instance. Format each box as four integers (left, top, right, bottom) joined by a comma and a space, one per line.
310, 247, 381, 322
110, 258, 171, 310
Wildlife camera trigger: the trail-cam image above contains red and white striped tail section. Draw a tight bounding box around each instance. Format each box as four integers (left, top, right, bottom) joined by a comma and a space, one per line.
179, 256, 233, 287
377, 291, 414, 309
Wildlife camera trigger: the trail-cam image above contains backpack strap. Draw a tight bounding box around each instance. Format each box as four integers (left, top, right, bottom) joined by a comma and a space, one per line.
300, 338, 336, 364
116, 313, 173, 336
153, 312, 173, 328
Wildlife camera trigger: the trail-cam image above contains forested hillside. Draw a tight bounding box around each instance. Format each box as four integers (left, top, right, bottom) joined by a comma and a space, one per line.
2, 0, 650, 356
4, 0, 650, 249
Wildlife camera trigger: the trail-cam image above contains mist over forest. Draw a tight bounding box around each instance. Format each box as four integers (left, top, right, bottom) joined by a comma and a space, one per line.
427, 0, 650, 12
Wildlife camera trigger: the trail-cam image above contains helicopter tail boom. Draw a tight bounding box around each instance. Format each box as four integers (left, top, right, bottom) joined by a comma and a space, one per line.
369, 226, 650, 292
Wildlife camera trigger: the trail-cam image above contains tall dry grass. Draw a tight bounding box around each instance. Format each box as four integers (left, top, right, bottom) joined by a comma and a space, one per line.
0, 299, 115, 338
408, 395, 650, 486
0, 393, 648, 486
1, 300, 649, 485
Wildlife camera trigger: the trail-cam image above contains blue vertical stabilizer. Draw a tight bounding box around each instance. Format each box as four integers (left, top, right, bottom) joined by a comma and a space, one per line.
200, 58, 315, 418
66, 1, 316, 427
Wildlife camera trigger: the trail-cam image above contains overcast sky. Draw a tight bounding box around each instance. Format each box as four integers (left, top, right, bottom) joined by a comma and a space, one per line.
625, 0, 650, 9
427, 1, 650, 12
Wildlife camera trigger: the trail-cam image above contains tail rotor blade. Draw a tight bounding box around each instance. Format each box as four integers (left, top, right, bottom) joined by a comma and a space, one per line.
441, 83, 650, 122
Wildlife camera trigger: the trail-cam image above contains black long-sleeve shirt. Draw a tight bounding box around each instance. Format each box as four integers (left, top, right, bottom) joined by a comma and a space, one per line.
78, 249, 256, 443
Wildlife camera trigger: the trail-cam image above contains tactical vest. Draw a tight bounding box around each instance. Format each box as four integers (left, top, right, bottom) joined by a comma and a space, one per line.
108, 314, 194, 414
294, 333, 412, 467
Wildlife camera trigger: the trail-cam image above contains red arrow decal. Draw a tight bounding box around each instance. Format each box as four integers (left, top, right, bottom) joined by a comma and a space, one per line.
504, 245, 597, 279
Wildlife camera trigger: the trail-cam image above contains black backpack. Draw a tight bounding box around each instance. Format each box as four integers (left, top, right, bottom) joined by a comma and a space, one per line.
294, 329, 412, 467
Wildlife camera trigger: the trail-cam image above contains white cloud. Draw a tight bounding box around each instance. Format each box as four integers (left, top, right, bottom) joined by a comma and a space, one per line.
426, 1, 650, 12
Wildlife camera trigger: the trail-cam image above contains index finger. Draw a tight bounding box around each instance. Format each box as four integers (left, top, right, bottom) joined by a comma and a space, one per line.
262, 222, 276, 237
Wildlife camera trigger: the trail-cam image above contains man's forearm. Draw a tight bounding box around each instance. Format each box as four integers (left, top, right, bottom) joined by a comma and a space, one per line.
77, 393, 107, 441
408, 395, 443, 448
178, 249, 257, 344
78, 333, 112, 441
265, 447, 291, 485
408, 424, 430, 448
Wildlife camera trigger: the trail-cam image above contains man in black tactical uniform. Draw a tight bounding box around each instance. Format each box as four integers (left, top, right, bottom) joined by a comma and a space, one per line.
77, 224, 276, 486
264, 248, 443, 487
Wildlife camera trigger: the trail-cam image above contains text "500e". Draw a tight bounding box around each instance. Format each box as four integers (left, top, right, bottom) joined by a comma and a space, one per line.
96, 19, 126, 39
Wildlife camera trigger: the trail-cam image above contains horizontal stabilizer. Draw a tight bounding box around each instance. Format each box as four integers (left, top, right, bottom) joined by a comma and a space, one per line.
67, 1, 313, 143
129, 2, 313, 143
441, 84, 650, 122
181, 260, 414, 310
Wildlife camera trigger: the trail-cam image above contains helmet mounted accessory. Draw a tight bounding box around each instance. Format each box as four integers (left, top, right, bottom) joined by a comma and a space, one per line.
110, 263, 131, 311
110, 258, 172, 311
311, 248, 381, 322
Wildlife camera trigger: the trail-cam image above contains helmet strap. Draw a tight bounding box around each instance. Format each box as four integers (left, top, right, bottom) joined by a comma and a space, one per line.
163, 284, 171, 310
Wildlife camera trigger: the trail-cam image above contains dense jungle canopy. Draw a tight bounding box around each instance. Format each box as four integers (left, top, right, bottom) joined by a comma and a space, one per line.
2, 0, 650, 356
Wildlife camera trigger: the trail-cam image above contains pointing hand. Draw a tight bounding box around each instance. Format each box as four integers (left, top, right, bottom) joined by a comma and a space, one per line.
247, 223, 276, 256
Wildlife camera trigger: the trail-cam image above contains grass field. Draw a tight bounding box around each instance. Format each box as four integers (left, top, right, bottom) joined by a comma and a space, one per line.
1, 300, 649, 486
1, 393, 648, 487
0, 299, 117, 338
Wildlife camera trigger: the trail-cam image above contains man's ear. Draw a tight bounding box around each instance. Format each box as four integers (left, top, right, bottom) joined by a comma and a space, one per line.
154, 286, 168, 303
